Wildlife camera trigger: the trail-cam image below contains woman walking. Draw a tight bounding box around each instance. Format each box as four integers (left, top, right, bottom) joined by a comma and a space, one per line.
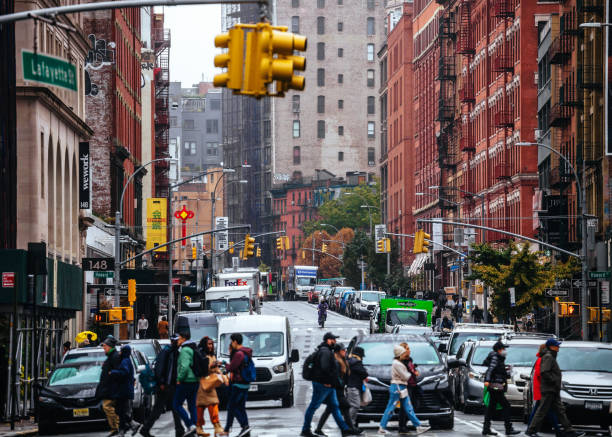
378, 345, 429, 435
526, 344, 561, 436
196, 337, 227, 437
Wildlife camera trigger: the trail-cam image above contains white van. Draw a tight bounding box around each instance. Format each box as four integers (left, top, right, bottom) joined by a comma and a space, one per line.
217, 315, 299, 407
205, 285, 252, 314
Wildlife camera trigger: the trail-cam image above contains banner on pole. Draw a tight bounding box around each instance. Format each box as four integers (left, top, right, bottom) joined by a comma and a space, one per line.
146, 198, 167, 251
79, 142, 90, 209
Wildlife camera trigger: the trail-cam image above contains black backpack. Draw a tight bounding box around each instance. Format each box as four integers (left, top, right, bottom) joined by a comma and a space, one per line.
190, 345, 209, 378
302, 348, 320, 381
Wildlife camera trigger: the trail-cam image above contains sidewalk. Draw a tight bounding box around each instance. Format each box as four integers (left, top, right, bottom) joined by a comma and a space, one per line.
0, 419, 38, 437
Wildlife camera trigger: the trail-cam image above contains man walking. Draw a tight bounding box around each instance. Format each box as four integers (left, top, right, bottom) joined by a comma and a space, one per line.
224, 333, 253, 437
173, 331, 199, 437
346, 347, 368, 429
140, 335, 184, 437
472, 305, 483, 324
301, 332, 357, 437
526, 339, 584, 437
96, 337, 122, 437
138, 314, 149, 339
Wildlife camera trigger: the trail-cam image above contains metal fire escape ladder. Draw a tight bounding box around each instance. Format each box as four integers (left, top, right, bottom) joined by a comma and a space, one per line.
153, 16, 171, 198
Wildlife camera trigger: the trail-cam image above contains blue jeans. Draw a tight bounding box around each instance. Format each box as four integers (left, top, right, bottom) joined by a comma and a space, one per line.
380, 384, 421, 429
302, 382, 349, 432
172, 382, 198, 428
225, 384, 249, 431
527, 400, 561, 431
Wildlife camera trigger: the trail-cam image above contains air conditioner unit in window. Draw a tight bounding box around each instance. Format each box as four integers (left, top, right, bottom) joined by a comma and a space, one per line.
368, 161, 375, 166
534, 129, 542, 141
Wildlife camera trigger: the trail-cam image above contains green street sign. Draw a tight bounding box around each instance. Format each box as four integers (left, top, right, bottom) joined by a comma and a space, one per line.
22, 50, 77, 91
94, 271, 114, 279
589, 271, 610, 279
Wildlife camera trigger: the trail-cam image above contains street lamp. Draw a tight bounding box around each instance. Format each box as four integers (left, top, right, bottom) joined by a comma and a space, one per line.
516, 141, 589, 340
320, 223, 340, 234
360, 204, 379, 235
113, 157, 176, 338
416, 192, 462, 207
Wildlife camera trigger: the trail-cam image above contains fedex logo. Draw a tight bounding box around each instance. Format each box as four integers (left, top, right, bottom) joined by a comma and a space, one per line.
225, 279, 248, 286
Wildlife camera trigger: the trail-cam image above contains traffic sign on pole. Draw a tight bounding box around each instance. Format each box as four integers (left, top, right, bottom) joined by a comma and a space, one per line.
589, 271, 610, 279
545, 289, 569, 297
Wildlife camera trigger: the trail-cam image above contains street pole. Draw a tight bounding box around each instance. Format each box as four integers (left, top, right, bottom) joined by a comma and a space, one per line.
312, 232, 316, 266
387, 250, 390, 276
555, 298, 560, 337
481, 197, 487, 323
211, 193, 216, 279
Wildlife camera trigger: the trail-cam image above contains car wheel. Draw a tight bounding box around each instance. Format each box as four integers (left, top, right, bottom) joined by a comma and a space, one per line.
281, 387, 294, 408
38, 422, 54, 435
430, 411, 454, 429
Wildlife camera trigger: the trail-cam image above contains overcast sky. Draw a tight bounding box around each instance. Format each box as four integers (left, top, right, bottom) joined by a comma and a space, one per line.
164, 5, 221, 87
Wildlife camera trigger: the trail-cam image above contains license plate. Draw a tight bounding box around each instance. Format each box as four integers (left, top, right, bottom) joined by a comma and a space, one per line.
248, 385, 258, 392
584, 401, 603, 411
73, 408, 89, 417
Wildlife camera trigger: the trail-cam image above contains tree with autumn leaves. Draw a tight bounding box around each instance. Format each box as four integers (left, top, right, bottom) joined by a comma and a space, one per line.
300, 228, 355, 278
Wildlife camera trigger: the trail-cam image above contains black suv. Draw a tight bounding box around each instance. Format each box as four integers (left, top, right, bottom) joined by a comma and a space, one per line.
347, 333, 463, 429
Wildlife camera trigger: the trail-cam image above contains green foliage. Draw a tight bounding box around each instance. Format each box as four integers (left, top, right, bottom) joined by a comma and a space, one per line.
468, 242, 579, 320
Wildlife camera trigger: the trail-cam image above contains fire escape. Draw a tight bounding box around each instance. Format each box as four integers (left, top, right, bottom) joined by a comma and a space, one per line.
153, 13, 171, 198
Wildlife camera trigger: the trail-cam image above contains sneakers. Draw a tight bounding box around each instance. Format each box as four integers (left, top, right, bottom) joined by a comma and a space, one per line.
524, 432, 539, 437
313, 429, 327, 436
108, 431, 119, 437
377, 428, 390, 435
213, 423, 227, 436
236, 427, 251, 437
482, 430, 498, 436
184, 425, 197, 437
139, 429, 154, 437
300, 431, 316, 437
415, 426, 431, 434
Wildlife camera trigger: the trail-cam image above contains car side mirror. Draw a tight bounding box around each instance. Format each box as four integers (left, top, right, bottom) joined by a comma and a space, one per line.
520, 373, 531, 380
438, 343, 448, 353
290, 349, 300, 363
446, 357, 461, 369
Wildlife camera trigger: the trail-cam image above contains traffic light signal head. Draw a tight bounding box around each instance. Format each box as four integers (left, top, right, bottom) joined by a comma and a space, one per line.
229, 242, 234, 254
213, 27, 245, 90
414, 229, 431, 254
128, 279, 136, 304
260, 28, 307, 94
256, 246, 261, 257
283, 236, 290, 249
191, 245, 197, 259
377, 239, 385, 252
276, 237, 283, 250
243, 234, 256, 259
322, 243, 328, 253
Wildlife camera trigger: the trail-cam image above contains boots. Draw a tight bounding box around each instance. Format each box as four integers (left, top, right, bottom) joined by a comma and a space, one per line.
195, 426, 209, 437
213, 423, 227, 436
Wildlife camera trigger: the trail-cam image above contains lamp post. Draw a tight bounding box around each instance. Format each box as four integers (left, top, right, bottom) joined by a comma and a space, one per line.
113, 157, 175, 338
360, 205, 378, 235
320, 223, 340, 234
516, 141, 589, 340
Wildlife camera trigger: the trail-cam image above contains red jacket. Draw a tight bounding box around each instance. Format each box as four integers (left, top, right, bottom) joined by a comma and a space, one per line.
533, 353, 542, 401
226, 346, 253, 384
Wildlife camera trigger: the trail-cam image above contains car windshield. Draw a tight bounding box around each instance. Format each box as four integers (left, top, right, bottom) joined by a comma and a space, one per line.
49, 363, 102, 386
297, 277, 316, 286
387, 309, 427, 326
557, 347, 612, 372
449, 332, 503, 355
471, 345, 539, 367
219, 332, 284, 357
207, 300, 229, 313
228, 298, 250, 313
64, 351, 106, 363
361, 292, 385, 302
315, 286, 329, 292
130, 343, 157, 363
359, 341, 441, 366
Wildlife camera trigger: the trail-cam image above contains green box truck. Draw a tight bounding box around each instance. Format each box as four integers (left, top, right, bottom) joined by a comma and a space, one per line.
370, 298, 434, 333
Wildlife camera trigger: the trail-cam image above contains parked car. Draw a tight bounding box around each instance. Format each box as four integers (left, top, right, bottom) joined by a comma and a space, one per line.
338, 290, 355, 315
122, 339, 161, 364
391, 325, 433, 335
443, 323, 514, 359
351, 290, 386, 319
309, 285, 331, 304
347, 333, 464, 429
522, 341, 612, 430
330, 286, 354, 311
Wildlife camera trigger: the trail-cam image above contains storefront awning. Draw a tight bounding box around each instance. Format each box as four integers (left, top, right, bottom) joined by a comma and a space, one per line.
408, 253, 428, 275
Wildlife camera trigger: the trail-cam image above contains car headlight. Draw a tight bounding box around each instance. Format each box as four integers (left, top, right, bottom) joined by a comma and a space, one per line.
272, 364, 287, 373
38, 396, 55, 404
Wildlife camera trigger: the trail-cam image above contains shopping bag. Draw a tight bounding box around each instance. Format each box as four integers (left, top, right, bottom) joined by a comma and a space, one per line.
483, 386, 502, 410
200, 373, 224, 391
360, 387, 372, 407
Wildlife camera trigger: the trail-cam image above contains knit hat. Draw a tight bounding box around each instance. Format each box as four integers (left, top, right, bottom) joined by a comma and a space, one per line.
102, 337, 116, 347
393, 344, 406, 358
352, 346, 366, 358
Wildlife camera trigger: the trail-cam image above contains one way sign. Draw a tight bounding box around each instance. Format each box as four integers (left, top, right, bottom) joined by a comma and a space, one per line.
545, 289, 569, 297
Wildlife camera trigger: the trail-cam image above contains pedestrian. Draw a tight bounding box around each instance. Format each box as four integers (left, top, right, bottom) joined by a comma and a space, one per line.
346, 346, 368, 429
158, 316, 169, 339
96, 337, 122, 437
111, 345, 140, 436
301, 332, 358, 437
173, 331, 199, 437
453, 299, 463, 323
481, 341, 519, 436
62, 341, 71, 357
196, 337, 226, 437
526, 344, 561, 435
397, 342, 420, 434
138, 314, 149, 339
525, 339, 584, 437
314, 343, 360, 436
223, 333, 253, 437
378, 345, 429, 435
140, 334, 184, 437
472, 305, 483, 324
440, 316, 453, 331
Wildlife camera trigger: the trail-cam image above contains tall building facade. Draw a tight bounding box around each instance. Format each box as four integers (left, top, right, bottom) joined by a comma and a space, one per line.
274, 0, 386, 180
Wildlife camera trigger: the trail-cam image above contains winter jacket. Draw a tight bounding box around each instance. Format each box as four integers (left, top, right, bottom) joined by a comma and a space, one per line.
226, 346, 254, 384
402, 357, 418, 387
484, 351, 509, 384
177, 341, 198, 383
347, 356, 368, 389
533, 353, 542, 401
391, 358, 412, 385
197, 353, 221, 407
312, 342, 340, 386
111, 345, 135, 400
96, 347, 121, 399
154, 344, 179, 387
539, 348, 562, 395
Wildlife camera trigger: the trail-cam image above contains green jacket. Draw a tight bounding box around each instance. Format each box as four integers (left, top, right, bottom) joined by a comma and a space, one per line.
177, 343, 198, 383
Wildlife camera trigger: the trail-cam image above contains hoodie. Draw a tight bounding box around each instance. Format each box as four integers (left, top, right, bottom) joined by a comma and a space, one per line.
110, 345, 135, 399
226, 346, 254, 384
177, 341, 198, 383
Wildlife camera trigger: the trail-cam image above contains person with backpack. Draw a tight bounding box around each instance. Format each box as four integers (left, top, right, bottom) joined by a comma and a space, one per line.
196, 336, 227, 437
110, 345, 139, 436
173, 331, 202, 437
301, 332, 357, 437
223, 333, 254, 437
346, 347, 368, 431
140, 335, 184, 437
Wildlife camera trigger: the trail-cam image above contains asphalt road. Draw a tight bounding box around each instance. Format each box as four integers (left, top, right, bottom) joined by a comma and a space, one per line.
45, 301, 551, 437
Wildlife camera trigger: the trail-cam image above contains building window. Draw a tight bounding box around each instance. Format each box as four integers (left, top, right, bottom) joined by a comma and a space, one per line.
293, 120, 300, 138
317, 0, 324, 7
206, 119, 218, 133
367, 0, 374, 9
183, 119, 195, 129
317, 42, 325, 60
338, 21, 343, 31
338, 126, 344, 136
367, 17, 375, 35
367, 43, 374, 61
291, 16, 299, 33
292, 95, 300, 113
293, 146, 301, 165
209, 99, 220, 110
337, 0, 343, 4
170, 116, 178, 127
292, 0, 299, 7
184, 141, 196, 155
368, 147, 375, 165
338, 74, 344, 84
317, 68, 325, 86
317, 16, 325, 34
338, 48, 343, 57
317, 120, 325, 139
367, 69, 375, 87
338, 99, 344, 109
264, 120, 271, 138
367, 96, 375, 114
338, 151, 344, 161
317, 95, 325, 113
367, 121, 375, 138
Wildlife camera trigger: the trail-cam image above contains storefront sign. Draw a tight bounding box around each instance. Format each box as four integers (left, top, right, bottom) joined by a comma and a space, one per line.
79, 142, 90, 209
2, 272, 15, 288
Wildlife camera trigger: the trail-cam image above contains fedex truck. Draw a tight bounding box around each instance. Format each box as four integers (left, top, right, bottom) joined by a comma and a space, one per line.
216, 268, 262, 313
287, 265, 318, 300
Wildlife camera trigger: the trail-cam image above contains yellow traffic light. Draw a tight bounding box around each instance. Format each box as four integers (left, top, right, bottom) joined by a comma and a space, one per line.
256, 246, 261, 257
414, 229, 431, 254
229, 242, 234, 254
243, 234, 256, 260
191, 245, 197, 260
283, 236, 290, 249
128, 279, 136, 304
322, 243, 328, 253
276, 237, 283, 250
301, 250, 306, 259
259, 27, 307, 94
213, 27, 244, 90
568, 303, 579, 316
377, 239, 385, 252
108, 308, 122, 323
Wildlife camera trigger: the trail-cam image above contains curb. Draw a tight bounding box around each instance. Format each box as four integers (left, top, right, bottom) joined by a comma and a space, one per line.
0, 428, 38, 437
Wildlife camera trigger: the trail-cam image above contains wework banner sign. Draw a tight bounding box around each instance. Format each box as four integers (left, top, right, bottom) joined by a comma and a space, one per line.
79, 142, 90, 209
